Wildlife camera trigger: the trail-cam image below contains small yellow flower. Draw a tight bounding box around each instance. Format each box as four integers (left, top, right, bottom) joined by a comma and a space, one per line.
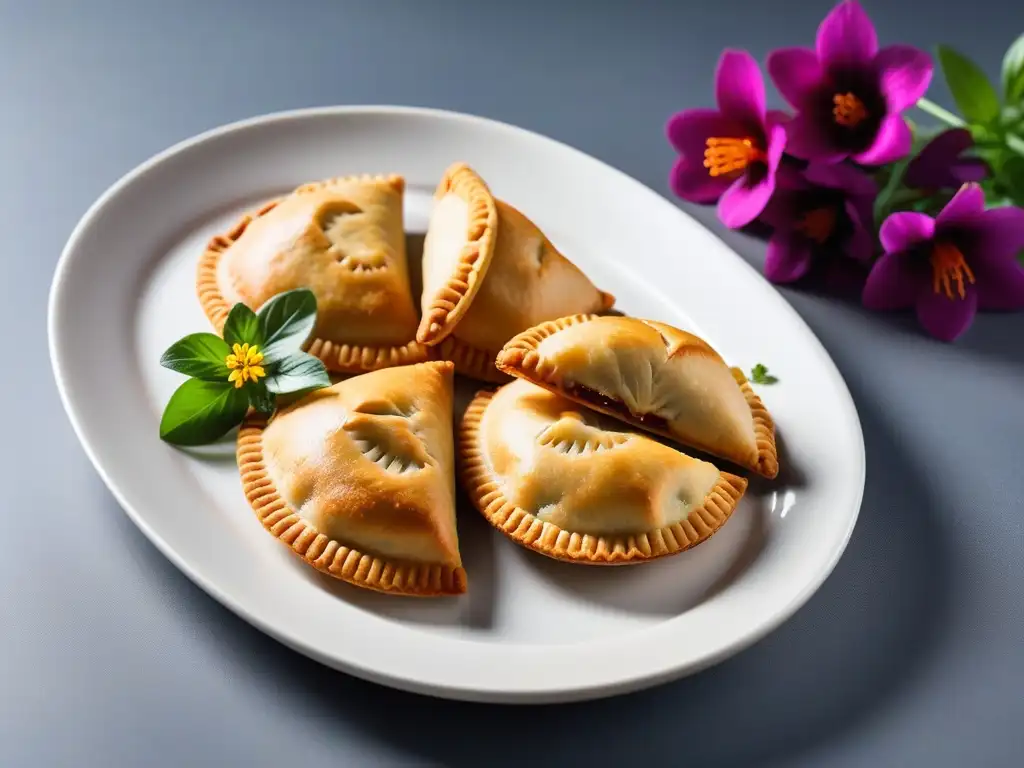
225, 342, 265, 388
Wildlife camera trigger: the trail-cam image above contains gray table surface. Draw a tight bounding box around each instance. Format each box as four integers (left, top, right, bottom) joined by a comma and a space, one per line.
4, 0, 1023, 765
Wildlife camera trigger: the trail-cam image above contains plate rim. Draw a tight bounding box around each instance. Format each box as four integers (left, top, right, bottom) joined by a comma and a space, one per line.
48, 104, 866, 703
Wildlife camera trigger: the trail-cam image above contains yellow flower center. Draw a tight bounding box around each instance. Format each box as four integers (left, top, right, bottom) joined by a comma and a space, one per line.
703, 136, 764, 177
833, 92, 867, 128
225, 342, 266, 388
795, 207, 837, 244
930, 242, 975, 301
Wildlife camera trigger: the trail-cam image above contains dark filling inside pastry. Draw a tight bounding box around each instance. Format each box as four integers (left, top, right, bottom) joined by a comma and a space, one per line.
564, 384, 670, 431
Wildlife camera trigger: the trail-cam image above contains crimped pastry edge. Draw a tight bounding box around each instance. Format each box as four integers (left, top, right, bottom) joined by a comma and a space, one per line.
437, 335, 510, 383
416, 163, 499, 346
237, 416, 467, 596
495, 313, 779, 479
457, 388, 748, 565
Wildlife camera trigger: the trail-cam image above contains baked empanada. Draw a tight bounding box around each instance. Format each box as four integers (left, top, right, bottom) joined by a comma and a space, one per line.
416, 163, 614, 382
417, 162, 498, 346
237, 361, 466, 596
458, 378, 747, 564
198, 174, 429, 373
496, 315, 778, 478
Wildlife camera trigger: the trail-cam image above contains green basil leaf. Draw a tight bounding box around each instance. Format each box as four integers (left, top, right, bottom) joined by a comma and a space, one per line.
159, 379, 250, 446
1002, 33, 1024, 104
248, 382, 276, 415
159, 333, 231, 381
938, 45, 1001, 124
257, 289, 318, 362
223, 303, 262, 348
263, 352, 331, 395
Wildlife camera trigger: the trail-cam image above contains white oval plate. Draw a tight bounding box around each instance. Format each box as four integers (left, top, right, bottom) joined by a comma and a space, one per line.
49, 106, 864, 703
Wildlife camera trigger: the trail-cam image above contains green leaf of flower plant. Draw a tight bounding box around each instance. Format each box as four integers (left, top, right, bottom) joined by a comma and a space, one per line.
248, 382, 276, 415
222, 303, 262, 349
1000, 104, 1024, 133
1001, 155, 1024, 203
1006, 133, 1024, 158
159, 332, 231, 381
873, 157, 911, 225
159, 379, 250, 446
257, 288, 318, 362
938, 45, 1001, 125
1002, 33, 1024, 104
263, 352, 331, 396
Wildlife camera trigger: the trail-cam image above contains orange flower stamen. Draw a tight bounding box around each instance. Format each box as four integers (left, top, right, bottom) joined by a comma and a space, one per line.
703, 137, 764, 177
795, 207, 838, 244
833, 92, 868, 128
930, 242, 975, 300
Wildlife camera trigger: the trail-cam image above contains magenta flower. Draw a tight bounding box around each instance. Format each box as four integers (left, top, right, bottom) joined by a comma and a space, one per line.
667, 49, 787, 229
767, 0, 932, 165
761, 163, 876, 284
863, 184, 1024, 341
905, 128, 988, 191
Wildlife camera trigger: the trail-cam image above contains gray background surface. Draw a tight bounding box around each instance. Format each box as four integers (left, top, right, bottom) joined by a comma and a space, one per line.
3, 0, 1023, 765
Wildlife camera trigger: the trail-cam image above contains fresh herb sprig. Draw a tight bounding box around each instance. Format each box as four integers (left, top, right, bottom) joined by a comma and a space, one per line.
158, 289, 331, 446
750, 363, 778, 385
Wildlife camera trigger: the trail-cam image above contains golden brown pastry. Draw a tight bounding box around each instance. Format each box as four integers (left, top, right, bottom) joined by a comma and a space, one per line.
197, 174, 429, 373
416, 163, 614, 382
496, 315, 779, 478
458, 378, 747, 564
237, 361, 466, 596
417, 163, 498, 346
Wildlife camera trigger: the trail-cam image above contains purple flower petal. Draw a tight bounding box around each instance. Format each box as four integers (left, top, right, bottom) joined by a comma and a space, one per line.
853, 115, 912, 165
953, 158, 990, 184
784, 112, 846, 163
804, 162, 877, 198
666, 108, 744, 157
875, 45, 934, 112
823, 256, 870, 296
916, 283, 978, 341
973, 256, 1024, 311
718, 174, 773, 229
774, 162, 811, 191
880, 212, 935, 254
923, 128, 975, 157
715, 49, 766, 127
966, 205, 1024, 264
669, 156, 732, 203
717, 122, 785, 229
816, 0, 878, 72
850, 189, 877, 235
844, 200, 876, 262
767, 47, 823, 109
905, 128, 980, 189
760, 192, 798, 229
863, 251, 921, 310
765, 121, 787, 172
765, 232, 814, 283
935, 183, 986, 229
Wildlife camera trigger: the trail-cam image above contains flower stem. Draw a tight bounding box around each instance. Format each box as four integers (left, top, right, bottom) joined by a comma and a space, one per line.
915, 98, 965, 127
